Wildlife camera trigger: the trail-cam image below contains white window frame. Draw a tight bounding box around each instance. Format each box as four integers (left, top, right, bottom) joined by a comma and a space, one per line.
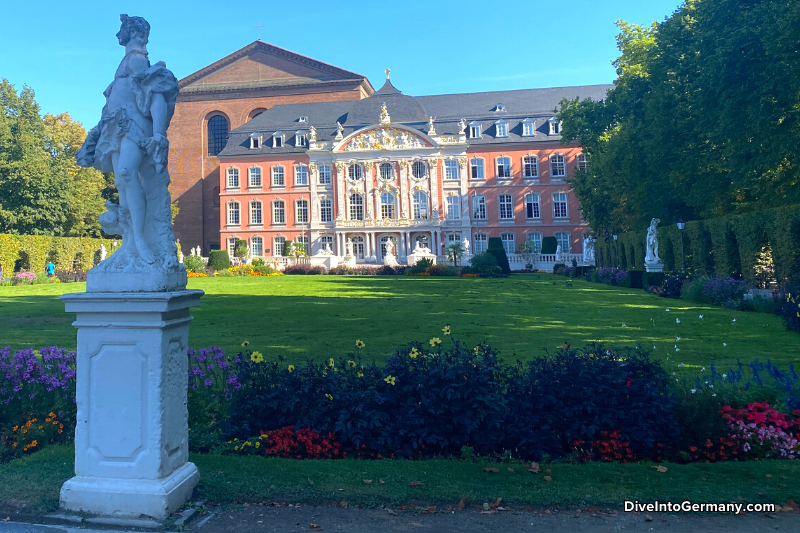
320, 198, 332, 222
548, 118, 561, 135
295, 165, 308, 186
411, 160, 427, 179
349, 193, 364, 220
318, 165, 332, 184
296, 199, 309, 224
472, 195, 487, 220
251, 236, 263, 257
249, 134, 261, 149
380, 192, 396, 219
320, 235, 334, 253
412, 191, 429, 220
296, 132, 307, 147
495, 121, 508, 137
553, 192, 568, 219
273, 132, 284, 148
577, 153, 588, 172
273, 200, 285, 224
248, 166, 262, 188
550, 154, 566, 178
522, 118, 535, 137
272, 166, 285, 187
249, 200, 262, 225
469, 158, 484, 180
523, 155, 538, 178
501, 233, 516, 254
524, 193, 541, 219
446, 195, 460, 220
473, 233, 488, 253
469, 122, 481, 139
379, 162, 394, 180
227, 200, 240, 226
444, 160, 459, 180
227, 237, 237, 258
348, 163, 363, 181
226, 167, 239, 189
496, 156, 512, 179
527, 232, 543, 254
273, 236, 285, 256
498, 193, 514, 220
555, 232, 571, 253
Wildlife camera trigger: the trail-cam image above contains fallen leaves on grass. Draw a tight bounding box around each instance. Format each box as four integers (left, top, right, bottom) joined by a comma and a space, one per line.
422, 506, 437, 514
362, 479, 373, 484
654, 466, 668, 473
483, 467, 500, 473
409, 480, 424, 487
458, 497, 466, 511
309, 525, 323, 531
529, 462, 541, 474
544, 475, 552, 482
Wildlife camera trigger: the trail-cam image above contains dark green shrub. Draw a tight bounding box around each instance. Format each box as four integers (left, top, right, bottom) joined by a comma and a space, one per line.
553, 263, 566, 274
428, 264, 460, 276
541, 236, 558, 254
627, 270, 645, 289
208, 250, 231, 271
470, 252, 501, 277
405, 257, 434, 275
487, 237, 511, 275
642, 271, 666, 290
183, 255, 205, 273
777, 289, 800, 332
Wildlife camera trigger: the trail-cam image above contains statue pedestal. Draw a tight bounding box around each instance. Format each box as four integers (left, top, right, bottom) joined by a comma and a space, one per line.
645, 261, 664, 273
59, 290, 202, 520
342, 254, 357, 267
407, 251, 437, 266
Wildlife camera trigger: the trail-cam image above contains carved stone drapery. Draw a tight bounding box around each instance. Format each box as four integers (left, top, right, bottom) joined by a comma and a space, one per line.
342, 127, 427, 152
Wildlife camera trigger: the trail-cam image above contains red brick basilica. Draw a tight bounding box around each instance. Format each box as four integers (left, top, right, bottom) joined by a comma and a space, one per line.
168, 41, 609, 266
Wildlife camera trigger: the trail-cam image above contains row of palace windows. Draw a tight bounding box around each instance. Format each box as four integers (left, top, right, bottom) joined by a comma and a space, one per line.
229, 230, 573, 258
468, 117, 562, 139
226, 190, 571, 227
225, 154, 586, 190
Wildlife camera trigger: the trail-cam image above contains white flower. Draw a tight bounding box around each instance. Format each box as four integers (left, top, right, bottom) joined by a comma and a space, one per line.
676, 318, 681, 324
701, 367, 705, 372
653, 345, 657, 349
709, 384, 714, 388
723, 343, 727, 347
678, 363, 685, 367
666, 309, 670, 312
676, 336, 681, 341
699, 315, 704, 319
676, 379, 679, 382
691, 389, 696, 394
675, 346, 680, 352
722, 374, 727, 378
672, 372, 676, 375
732, 318, 736, 323
621, 323, 627, 327
712, 393, 717, 397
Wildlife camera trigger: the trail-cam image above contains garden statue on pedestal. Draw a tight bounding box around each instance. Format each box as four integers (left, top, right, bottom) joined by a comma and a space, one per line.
99, 244, 107, 262
60, 15, 200, 522
582, 236, 595, 264
383, 239, 399, 267
555, 244, 563, 263
76, 14, 184, 293
342, 238, 356, 267
644, 218, 664, 272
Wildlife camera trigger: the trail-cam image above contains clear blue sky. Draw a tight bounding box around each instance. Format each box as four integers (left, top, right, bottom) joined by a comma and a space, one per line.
1, 0, 683, 127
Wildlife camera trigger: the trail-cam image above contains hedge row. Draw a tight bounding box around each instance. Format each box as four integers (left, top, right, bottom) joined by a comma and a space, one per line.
0, 234, 118, 274
595, 205, 800, 286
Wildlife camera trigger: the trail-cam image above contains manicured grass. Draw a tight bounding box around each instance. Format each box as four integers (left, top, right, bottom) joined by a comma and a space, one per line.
1, 275, 797, 375
2, 446, 798, 513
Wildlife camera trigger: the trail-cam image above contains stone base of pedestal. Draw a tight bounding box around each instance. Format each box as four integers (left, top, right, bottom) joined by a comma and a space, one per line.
645, 261, 664, 272
87, 269, 188, 293
60, 462, 199, 520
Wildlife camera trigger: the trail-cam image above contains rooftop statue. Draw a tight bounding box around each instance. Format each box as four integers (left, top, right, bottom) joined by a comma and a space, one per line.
76, 15, 184, 292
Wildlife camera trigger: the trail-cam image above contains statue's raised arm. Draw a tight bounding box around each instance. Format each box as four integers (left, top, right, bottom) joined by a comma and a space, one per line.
76, 15, 185, 292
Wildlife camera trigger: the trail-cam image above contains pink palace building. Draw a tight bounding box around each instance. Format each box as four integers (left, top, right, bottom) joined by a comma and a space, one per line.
216, 72, 610, 266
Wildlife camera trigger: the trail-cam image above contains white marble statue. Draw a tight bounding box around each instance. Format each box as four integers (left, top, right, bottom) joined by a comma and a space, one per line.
76, 14, 182, 292
645, 218, 661, 264
383, 239, 399, 267
458, 118, 467, 134
178, 251, 184, 264
462, 237, 470, 254
582, 236, 595, 262
427, 116, 436, 135
195, 246, 201, 257
555, 244, 563, 263
345, 238, 354, 257
325, 242, 333, 255
308, 125, 317, 143
99, 244, 107, 261
414, 240, 423, 253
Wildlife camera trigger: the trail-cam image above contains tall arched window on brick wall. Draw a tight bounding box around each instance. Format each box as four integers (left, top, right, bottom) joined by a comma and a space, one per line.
207, 115, 229, 157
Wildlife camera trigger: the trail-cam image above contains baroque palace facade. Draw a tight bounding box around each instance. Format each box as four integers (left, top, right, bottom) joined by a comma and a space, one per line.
168, 40, 610, 263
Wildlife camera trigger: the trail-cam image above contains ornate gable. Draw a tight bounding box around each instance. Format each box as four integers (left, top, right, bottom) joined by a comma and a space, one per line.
338, 126, 433, 152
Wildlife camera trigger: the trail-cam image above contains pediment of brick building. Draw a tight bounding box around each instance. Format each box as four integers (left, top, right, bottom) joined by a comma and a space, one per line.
179, 41, 372, 95
337, 125, 434, 152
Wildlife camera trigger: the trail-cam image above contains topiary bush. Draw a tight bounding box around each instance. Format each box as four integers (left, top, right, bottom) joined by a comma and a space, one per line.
487, 237, 511, 275
541, 236, 558, 254
183, 255, 205, 273
208, 250, 231, 271
470, 252, 501, 277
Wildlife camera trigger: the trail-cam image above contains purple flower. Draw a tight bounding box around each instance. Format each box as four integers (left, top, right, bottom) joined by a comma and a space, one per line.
204, 378, 214, 387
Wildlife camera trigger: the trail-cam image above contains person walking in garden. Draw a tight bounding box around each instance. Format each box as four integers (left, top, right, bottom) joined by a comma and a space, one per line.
46, 261, 55, 277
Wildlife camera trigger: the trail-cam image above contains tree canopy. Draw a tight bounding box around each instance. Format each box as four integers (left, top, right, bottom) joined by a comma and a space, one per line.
559, 0, 800, 232
0, 78, 115, 237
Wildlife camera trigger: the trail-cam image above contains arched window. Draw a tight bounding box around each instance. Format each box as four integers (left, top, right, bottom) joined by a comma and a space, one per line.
412, 191, 428, 219
251, 236, 263, 256
414, 234, 429, 248
469, 158, 484, 180
446, 195, 460, 220
207, 115, 229, 156
550, 154, 566, 177
274, 236, 286, 256
552, 192, 568, 218
381, 192, 395, 219
496, 157, 512, 178
348, 164, 363, 181
526, 232, 542, 253
412, 161, 427, 179
498, 194, 514, 220
555, 232, 571, 253
380, 163, 394, 180
272, 166, 285, 187
250, 200, 262, 225
227, 201, 240, 225
351, 235, 365, 259
473, 233, 488, 253
349, 194, 364, 220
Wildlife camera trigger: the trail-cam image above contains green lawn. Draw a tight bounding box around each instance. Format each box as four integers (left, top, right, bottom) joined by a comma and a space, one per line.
1, 274, 798, 375
2, 446, 798, 513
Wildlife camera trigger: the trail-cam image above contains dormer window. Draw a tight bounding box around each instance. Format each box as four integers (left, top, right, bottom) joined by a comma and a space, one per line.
495, 121, 508, 137
522, 118, 536, 136
299, 116, 308, 123
296, 132, 307, 147
273, 132, 284, 148
249, 134, 261, 149
468, 121, 481, 139
549, 117, 562, 135
494, 104, 506, 112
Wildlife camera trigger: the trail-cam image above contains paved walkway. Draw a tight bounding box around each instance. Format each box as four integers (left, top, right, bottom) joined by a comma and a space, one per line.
1, 507, 799, 533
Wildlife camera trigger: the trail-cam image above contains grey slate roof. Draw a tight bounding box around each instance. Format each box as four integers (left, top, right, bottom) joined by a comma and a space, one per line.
218, 83, 612, 157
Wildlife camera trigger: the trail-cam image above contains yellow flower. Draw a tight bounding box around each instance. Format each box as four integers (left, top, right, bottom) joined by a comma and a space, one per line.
250, 351, 264, 363
356, 340, 365, 349
442, 325, 451, 335
234, 446, 239, 451
328, 358, 335, 368
242, 340, 250, 347
384, 375, 397, 385
347, 360, 356, 367
409, 348, 420, 359
288, 365, 296, 373
255, 441, 260, 448
474, 346, 480, 354
12, 426, 18, 432
357, 372, 364, 377
429, 337, 442, 347
325, 393, 334, 400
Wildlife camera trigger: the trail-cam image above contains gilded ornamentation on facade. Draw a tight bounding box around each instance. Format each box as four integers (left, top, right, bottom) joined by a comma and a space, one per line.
380, 102, 391, 125
343, 127, 427, 152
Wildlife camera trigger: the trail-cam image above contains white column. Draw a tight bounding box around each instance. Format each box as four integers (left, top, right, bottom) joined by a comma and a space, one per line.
59, 291, 202, 520
365, 162, 375, 220
399, 160, 409, 218
428, 158, 439, 219
335, 162, 346, 220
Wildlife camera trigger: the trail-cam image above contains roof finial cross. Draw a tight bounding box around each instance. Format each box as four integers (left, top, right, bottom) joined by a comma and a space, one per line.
385, 68, 390, 80
254, 21, 264, 41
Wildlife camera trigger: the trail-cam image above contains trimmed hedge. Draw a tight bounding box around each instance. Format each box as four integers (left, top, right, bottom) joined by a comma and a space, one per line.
594, 205, 800, 286
487, 237, 511, 275
208, 250, 231, 271
0, 234, 117, 275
